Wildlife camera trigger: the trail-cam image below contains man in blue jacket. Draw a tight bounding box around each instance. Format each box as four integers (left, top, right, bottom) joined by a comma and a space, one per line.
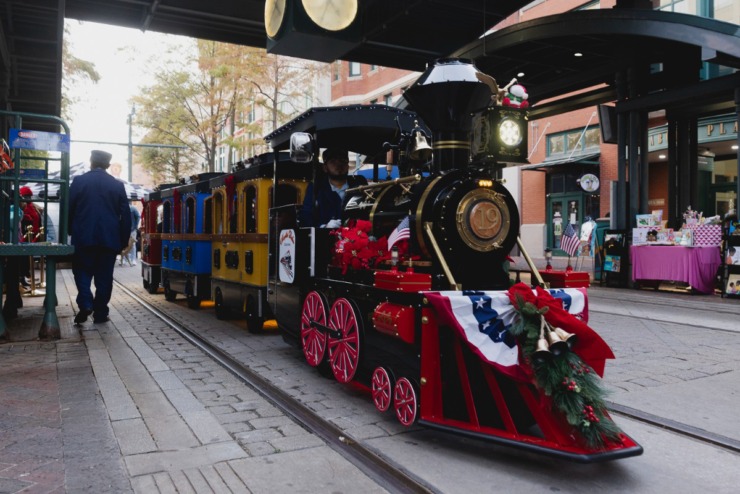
69, 150, 131, 324
300, 148, 367, 227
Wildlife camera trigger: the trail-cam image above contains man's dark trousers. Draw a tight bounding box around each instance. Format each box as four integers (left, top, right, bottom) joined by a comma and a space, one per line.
73, 246, 117, 321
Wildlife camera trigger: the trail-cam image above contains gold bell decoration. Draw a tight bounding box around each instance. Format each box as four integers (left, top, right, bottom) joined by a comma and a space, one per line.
545, 323, 569, 356
532, 316, 553, 363
552, 326, 578, 350
536, 315, 577, 358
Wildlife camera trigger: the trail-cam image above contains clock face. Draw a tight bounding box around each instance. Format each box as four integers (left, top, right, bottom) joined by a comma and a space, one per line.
498, 118, 522, 147
265, 0, 287, 39
303, 0, 358, 32
579, 173, 600, 192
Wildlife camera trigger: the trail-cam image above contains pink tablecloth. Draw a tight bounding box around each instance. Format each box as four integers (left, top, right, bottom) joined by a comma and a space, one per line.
630, 245, 721, 294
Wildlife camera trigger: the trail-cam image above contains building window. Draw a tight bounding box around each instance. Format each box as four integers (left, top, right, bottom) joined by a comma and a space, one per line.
246, 103, 255, 123
384, 93, 393, 105
370, 64, 378, 72
349, 62, 361, 77
369, 98, 378, 105
333, 61, 341, 81
547, 128, 601, 158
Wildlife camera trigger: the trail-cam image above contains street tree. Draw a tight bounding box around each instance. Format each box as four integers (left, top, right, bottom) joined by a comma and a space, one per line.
133, 40, 243, 173
133, 40, 328, 173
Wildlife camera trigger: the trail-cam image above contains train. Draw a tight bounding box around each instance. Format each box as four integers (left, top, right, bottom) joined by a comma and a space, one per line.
140, 58, 642, 462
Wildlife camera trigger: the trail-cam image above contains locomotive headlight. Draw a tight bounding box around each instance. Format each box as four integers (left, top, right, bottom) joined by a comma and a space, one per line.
498, 118, 522, 147
478, 179, 493, 188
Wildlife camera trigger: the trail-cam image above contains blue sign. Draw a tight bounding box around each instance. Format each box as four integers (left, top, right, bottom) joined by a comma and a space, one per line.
9, 128, 70, 153
19, 168, 46, 179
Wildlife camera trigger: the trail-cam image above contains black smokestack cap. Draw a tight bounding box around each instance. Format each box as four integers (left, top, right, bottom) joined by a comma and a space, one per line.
404, 58, 492, 133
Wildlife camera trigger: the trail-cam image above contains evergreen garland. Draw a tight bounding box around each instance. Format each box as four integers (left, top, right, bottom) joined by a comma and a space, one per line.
509, 296, 623, 449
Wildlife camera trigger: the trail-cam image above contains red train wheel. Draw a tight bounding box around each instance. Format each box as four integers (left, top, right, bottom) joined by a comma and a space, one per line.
327, 298, 362, 383
371, 367, 394, 413
393, 377, 418, 426
301, 291, 328, 367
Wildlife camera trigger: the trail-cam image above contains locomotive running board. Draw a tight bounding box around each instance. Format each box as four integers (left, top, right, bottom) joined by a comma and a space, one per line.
417, 420, 643, 463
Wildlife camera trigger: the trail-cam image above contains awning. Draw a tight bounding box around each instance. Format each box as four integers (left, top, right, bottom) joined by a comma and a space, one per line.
521, 152, 600, 171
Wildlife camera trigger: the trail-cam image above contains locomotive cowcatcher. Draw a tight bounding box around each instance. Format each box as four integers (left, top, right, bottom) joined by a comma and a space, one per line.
264, 59, 641, 462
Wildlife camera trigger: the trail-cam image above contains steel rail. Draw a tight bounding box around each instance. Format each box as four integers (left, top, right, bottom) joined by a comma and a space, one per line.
607, 402, 740, 455
114, 280, 436, 494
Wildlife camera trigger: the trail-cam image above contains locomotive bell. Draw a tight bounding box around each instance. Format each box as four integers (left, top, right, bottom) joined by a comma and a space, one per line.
409, 130, 432, 161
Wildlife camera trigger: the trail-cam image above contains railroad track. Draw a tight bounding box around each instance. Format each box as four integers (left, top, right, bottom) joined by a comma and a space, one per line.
114, 278, 740, 489
115, 279, 435, 494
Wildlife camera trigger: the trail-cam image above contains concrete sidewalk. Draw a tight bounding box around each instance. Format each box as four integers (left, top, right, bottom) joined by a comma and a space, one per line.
0, 267, 385, 493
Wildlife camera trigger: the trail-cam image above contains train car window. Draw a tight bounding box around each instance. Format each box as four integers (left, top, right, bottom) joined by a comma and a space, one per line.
162, 201, 171, 233
230, 193, 239, 233
203, 197, 213, 234
271, 184, 299, 208
185, 197, 196, 234
213, 191, 226, 234
244, 186, 257, 233
156, 204, 163, 232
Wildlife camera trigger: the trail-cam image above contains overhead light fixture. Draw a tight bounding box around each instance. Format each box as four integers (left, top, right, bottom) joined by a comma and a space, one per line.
517, 72, 525, 77
732, 145, 739, 150
574, 52, 583, 57
658, 154, 666, 159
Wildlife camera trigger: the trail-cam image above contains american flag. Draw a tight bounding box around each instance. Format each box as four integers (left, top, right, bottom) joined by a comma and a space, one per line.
387, 216, 410, 250
560, 222, 580, 257
424, 288, 588, 381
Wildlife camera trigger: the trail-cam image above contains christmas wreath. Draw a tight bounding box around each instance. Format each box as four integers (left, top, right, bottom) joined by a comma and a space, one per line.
507, 283, 624, 448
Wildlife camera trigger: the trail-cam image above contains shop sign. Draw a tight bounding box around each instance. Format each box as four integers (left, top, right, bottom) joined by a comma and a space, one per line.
648, 115, 738, 152
9, 128, 70, 152
698, 154, 714, 172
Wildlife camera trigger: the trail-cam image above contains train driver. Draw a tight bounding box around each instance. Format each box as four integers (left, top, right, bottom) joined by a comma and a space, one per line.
300, 148, 367, 228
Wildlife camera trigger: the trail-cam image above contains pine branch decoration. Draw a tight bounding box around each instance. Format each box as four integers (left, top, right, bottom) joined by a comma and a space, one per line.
510, 296, 623, 448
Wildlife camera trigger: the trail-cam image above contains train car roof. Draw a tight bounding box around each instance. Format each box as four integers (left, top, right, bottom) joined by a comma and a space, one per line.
264, 105, 425, 159
209, 152, 312, 188
145, 183, 179, 201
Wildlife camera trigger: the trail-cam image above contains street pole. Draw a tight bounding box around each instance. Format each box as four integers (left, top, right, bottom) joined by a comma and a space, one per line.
127, 104, 135, 182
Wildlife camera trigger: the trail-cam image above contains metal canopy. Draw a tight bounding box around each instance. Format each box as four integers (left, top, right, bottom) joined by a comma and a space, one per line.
1, 2, 739, 133
0, 0, 530, 132
454, 9, 740, 119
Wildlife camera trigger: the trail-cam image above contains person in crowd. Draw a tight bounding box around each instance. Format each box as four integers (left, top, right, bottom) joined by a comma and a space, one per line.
124, 201, 141, 266
300, 148, 367, 227
19, 186, 43, 288
69, 150, 131, 324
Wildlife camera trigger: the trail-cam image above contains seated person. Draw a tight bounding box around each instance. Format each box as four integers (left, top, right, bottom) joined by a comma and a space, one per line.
300, 148, 367, 227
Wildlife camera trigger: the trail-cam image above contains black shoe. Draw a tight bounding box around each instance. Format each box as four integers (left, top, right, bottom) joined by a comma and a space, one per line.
74, 308, 92, 325
93, 316, 110, 324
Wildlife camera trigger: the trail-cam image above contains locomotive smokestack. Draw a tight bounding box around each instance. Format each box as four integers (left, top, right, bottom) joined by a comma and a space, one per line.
404, 58, 492, 173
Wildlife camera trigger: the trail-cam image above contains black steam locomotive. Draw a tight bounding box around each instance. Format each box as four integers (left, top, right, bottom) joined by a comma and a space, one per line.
144, 58, 641, 462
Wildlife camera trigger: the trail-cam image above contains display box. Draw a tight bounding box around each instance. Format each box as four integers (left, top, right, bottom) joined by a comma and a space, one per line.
686, 224, 722, 247
541, 270, 590, 288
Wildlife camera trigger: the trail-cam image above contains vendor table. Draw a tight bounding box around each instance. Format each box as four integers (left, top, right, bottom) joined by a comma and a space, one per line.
630, 245, 721, 294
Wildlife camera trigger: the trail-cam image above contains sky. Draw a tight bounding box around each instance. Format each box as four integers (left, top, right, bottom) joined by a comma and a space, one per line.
64, 20, 189, 180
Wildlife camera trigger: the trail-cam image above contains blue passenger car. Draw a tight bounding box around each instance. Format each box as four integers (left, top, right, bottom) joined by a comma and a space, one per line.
161, 173, 222, 309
